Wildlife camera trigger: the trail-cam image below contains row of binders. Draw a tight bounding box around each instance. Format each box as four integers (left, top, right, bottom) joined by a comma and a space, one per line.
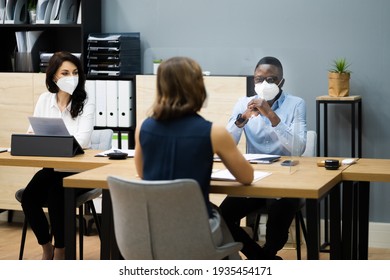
86, 79, 134, 128
13, 29, 81, 72
0, 0, 80, 24
14, 30, 46, 72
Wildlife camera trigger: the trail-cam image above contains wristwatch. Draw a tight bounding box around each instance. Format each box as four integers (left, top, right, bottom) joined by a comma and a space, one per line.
235, 113, 248, 128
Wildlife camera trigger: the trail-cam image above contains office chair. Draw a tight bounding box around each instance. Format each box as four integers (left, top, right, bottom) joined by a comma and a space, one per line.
107, 176, 243, 260
250, 130, 317, 260
15, 129, 113, 260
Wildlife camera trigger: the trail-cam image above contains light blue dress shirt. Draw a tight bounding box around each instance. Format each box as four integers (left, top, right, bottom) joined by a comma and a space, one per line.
226, 92, 307, 156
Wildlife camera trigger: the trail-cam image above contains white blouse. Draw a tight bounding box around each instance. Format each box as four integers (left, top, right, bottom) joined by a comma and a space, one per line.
27, 92, 95, 149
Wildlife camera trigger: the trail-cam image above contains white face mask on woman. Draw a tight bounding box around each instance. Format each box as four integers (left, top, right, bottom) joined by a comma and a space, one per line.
254, 79, 283, 101
56, 76, 79, 95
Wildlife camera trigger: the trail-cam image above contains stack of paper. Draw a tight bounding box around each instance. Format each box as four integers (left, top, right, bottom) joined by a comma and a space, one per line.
214, 153, 281, 164
211, 169, 271, 183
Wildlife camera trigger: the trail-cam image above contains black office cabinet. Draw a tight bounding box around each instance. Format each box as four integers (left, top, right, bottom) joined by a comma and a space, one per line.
0, 0, 101, 73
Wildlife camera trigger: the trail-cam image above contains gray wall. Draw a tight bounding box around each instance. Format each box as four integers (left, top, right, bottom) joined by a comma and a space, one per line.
102, 0, 390, 223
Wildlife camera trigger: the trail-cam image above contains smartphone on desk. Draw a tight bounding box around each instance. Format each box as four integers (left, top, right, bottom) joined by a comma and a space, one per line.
249, 156, 280, 164
281, 159, 299, 166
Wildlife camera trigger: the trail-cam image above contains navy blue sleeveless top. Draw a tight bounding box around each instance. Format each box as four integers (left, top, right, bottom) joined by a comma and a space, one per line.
140, 113, 214, 217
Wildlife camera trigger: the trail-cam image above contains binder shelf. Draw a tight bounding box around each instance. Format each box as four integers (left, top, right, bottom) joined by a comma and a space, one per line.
0, 0, 101, 72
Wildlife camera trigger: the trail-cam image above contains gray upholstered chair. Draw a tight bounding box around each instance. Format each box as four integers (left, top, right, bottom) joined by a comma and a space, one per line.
15, 129, 113, 260
107, 176, 242, 260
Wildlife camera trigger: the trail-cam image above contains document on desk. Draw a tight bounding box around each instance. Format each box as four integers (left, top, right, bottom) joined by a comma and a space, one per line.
214, 153, 281, 164
244, 154, 281, 164
211, 169, 271, 183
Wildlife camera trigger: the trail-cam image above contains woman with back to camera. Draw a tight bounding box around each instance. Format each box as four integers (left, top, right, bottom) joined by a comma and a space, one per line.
21, 51, 95, 260
134, 56, 254, 255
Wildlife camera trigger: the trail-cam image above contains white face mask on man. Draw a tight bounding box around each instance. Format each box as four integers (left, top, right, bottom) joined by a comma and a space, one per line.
254, 79, 283, 101
56, 76, 79, 95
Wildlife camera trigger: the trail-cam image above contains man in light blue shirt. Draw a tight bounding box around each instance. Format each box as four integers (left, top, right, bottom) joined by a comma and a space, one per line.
226, 74, 306, 154
220, 56, 307, 259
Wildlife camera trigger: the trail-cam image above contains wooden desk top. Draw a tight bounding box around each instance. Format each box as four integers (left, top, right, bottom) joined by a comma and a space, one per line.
63, 162, 137, 189
0, 150, 354, 199
63, 156, 346, 199
0, 150, 113, 170
342, 158, 390, 182
316, 95, 362, 101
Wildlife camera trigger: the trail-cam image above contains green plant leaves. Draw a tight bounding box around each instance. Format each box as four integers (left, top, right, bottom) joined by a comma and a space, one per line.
329, 58, 351, 73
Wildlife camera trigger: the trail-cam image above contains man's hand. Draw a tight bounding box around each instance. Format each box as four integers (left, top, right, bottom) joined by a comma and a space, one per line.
247, 97, 272, 117
246, 98, 281, 127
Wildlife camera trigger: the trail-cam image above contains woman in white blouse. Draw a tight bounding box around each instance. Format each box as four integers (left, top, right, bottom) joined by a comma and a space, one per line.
21, 51, 94, 260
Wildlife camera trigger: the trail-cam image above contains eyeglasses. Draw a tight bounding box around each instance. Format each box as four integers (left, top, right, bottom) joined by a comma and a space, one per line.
254, 76, 278, 84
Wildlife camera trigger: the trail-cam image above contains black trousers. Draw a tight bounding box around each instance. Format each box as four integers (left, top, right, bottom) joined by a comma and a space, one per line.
21, 168, 84, 248
219, 196, 301, 260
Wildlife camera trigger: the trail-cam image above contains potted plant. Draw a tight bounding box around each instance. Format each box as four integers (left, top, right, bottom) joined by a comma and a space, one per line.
328, 57, 351, 97
153, 59, 162, 75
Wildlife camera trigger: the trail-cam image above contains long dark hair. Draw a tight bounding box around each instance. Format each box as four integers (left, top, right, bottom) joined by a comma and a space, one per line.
45, 51, 87, 118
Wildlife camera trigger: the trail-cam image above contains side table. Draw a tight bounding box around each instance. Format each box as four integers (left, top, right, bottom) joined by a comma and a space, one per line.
316, 95, 363, 259
316, 95, 362, 158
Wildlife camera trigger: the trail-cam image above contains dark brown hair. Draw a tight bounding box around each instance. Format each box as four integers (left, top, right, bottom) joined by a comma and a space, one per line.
152, 56, 207, 121
45, 51, 87, 118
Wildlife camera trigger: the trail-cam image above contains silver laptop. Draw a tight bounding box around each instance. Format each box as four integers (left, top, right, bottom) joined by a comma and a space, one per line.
28, 117, 70, 136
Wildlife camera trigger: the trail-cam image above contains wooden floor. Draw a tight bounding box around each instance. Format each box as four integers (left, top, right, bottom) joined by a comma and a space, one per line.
1, 219, 390, 260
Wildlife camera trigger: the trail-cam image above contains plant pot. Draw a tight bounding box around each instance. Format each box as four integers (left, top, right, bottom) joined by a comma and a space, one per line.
29, 10, 37, 24
328, 72, 350, 97
153, 59, 162, 75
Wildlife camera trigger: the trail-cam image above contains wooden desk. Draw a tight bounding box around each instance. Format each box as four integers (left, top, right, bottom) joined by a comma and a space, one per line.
0, 151, 345, 260
64, 156, 346, 260
341, 158, 390, 260
0, 150, 115, 259
0, 149, 111, 170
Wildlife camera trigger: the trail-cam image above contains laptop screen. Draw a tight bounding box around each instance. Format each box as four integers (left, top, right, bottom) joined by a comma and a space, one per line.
28, 117, 70, 136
